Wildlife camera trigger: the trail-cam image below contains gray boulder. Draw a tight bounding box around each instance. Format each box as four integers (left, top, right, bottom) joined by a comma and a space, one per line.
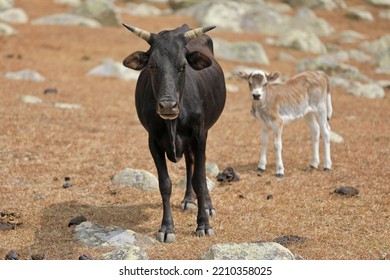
0, 8, 28, 24
276, 30, 327, 54
0, 22, 16, 35
213, 38, 270, 65
345, 7, 374, 21
347, 82, 386, 99
366, 0, 390, 7
88, 59, 139, 80
71, 0, 121, 26
0, 0, 12, 11
203, 242, 297, 260
32, 13, 101, 28
4, 69, 45, 81
75, 221, 155, 260
112, 168, 158, 191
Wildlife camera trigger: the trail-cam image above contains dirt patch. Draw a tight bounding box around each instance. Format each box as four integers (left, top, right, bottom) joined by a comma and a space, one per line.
0, 0, 389, 260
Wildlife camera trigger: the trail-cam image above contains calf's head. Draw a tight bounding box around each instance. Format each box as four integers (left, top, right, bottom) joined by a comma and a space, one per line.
123, 24, 215, 120
239, 70, 280, 102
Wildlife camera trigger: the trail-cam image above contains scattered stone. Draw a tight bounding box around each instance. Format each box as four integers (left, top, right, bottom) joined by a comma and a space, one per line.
213, 38, 270, 65
54, 102, 81, 110
347, 82, 385, 99
20, 95, 43, 105
68, 215, 87, 227
334, 186, 359, 196
276, 30, 327, 54
79, 254, 92, 260
346, 7, 374, 21
0, 8, 28, 24
273, 235, 307, 246
5, 250, 19, 260
0, 0, 13, 11
0, 222, 13, 230
0, 210, 22, 229
266, 194, 273, 200
32, 13, 101, 28
4, 69, 45, 82
112, 168, 158, 191
216, 167, 240, 182
203, 242, 296, 260
71, 0, 121, 26
88, 59, 139, 80
366, 0, 390, 7
74, 221, 155, 260
330, 131, 344, 143
31, 252, 45, 260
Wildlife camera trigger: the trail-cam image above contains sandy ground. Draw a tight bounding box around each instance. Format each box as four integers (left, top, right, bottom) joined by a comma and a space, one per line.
0, 0, 389, 260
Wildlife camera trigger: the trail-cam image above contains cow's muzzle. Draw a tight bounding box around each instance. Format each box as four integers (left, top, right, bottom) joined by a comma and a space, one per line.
157, 100, 179, 120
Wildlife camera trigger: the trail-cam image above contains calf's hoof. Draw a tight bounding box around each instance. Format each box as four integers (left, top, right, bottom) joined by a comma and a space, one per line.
324, 167, 332, 172
156, 231, 175, 243
275, 173, 284, 179
257, 167, 265, 176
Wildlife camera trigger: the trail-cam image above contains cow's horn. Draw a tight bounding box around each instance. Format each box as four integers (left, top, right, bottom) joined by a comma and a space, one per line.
122, 23, 151, 42
184, 26, 216, 41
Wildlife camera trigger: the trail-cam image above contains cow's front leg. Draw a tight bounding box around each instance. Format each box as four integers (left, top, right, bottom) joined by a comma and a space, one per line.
149, 137, 175, 243
192, 136, 214, 237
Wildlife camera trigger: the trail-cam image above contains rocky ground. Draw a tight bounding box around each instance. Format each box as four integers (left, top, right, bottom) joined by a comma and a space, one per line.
0, 0, 389, 260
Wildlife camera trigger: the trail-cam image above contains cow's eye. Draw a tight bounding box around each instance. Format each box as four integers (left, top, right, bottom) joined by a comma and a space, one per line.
149, 63, 157, 70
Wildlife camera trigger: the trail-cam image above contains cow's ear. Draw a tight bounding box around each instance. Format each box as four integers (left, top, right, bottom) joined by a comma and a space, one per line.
267, 72, 280, 83
123, 51, 150, 70
186, 51, 212, 70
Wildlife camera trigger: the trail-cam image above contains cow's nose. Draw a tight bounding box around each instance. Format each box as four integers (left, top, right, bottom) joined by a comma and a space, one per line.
157, 100, 179, 119
158, 101, 178, 110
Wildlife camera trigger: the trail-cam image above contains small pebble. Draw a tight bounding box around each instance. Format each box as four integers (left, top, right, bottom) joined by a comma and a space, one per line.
5, 250, 19, 260
266, 194, 273, 200
79, 254, 92, 260
63, 182, 72, 189
68, 215, 87, 227
31, 252, 45, 260
334, 186, 359, 196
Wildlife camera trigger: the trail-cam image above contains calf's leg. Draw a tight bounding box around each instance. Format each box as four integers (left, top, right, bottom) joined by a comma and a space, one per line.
305, 113, 320, 169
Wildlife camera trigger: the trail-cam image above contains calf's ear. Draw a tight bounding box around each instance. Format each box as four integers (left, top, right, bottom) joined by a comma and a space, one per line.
267, 72, 280, 82
186, 51, 212, 70
236, 71, 249, 80
123, 51, 150, 70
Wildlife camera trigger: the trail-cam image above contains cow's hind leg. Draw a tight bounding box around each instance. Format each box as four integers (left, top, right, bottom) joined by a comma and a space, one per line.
149, 137, 175, 243
181, 149, 196, 211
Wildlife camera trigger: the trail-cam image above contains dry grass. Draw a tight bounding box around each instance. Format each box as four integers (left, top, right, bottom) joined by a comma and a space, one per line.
0, 0, 389, 260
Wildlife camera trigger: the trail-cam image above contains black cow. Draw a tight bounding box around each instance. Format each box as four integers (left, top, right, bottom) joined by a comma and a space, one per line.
122, 23, 226, 243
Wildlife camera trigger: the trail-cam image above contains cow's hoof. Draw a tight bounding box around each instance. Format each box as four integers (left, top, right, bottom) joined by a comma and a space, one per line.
156, 231, 175, 243
275, 173, 284, 179
181, 201, 196, 211
324, 167, 332, 172
207, 208, 216, 217
196, 228, 214, 237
